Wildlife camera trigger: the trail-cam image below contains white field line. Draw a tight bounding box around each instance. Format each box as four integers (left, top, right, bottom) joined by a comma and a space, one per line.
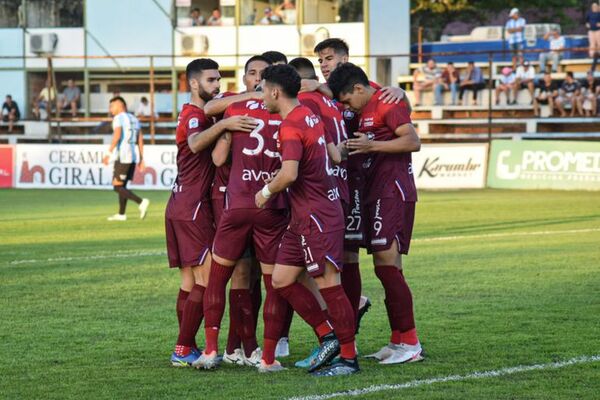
286, 355, 600, 400
5, 227, 600, 266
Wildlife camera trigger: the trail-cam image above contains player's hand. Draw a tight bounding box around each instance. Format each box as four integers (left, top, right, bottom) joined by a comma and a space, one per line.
138, 160, 146, 172
263, 169, 279, 184
102, 155, 110, 166
223, 115, 258, 132
346, 132, 373, 155
379, 86, 413, 113
255, 190, 268, 208
300, 79, 320, 93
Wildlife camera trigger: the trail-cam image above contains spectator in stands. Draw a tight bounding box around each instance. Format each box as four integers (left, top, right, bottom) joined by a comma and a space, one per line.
412, 59, 441, 106
458, 61, 486, 106
57, 79, 81, 117
275, 0, 296, 24
495, 67, 516, 105
32, 80, 57, 120
245, 8, 257, 25
533, 72, 558, 117
260, 7, 282, 24
207, 8, 222, 26
135, 96, 159, 119
190, 8, 205, 26
505, 8, 526, 70
587, 3, 600, 71
2, 95, 20, 133
539, 29, 565, 73
555, 72, 583, 117
581, 71, 600, 116
513, 61, 535, 104
434, 62, 459, 105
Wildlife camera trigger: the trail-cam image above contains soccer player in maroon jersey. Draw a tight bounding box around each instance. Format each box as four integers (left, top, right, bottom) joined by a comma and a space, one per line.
196, 55, 291, 370
255, 65, 359, 376
328, 63, 424, 365
168, 58, 258, 367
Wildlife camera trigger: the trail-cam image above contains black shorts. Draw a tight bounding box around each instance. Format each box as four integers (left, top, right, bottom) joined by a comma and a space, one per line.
113, 161, 135, 183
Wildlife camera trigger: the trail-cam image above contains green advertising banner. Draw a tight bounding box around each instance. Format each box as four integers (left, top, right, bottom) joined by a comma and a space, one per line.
488, 140, 600, 190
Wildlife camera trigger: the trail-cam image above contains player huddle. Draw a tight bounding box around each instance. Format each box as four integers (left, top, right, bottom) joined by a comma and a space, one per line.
166, 39, 422, 377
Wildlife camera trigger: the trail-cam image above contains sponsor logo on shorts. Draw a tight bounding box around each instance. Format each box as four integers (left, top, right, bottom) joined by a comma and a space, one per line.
307, 263, 319, 272
371, 238, 387, 245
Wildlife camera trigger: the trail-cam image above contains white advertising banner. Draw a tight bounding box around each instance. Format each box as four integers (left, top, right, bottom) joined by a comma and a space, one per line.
15, 144, 177, 190
412, 144, 489, 189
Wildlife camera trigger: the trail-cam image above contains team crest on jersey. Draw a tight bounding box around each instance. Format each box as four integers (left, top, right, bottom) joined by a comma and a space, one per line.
343, 109, 355, 120
363, 157, 373, 169
304, 115, 319, 128
363, 117, 374, 127
246, 100, 264, 110
189, 118, 199, 129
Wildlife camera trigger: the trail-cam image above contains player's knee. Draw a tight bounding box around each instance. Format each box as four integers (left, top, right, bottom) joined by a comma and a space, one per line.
230, 265, 250, 289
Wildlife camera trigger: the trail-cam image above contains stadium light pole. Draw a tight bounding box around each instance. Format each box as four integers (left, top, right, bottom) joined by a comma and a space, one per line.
149, 55, 156, 145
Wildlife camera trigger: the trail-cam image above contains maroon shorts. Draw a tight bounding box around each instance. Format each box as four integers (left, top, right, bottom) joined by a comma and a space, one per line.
276, 228, 344, 277
212, 197, 226, 227
165, 203, 215, 268
364, 198, 415, 254
344, 175, 365, 252
212, 208, 288, 264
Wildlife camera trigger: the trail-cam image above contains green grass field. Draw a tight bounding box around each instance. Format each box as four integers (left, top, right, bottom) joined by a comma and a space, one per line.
1, 188, 599, 399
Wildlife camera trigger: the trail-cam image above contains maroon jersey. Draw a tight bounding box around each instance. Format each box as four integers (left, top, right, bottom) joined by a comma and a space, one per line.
357, 89, 417, 204
210, 92, 237, 202
166, 104, 215, 220
279, 105, 344, 234
298, 92, 349, 204
224, 99, 286, 209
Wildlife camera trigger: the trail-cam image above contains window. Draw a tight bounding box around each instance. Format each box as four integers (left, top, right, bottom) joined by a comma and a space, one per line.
0, 0, 21, 27
241, 0, 296, 26
26, 0, 83, 28
176, 0, 235, 27
303, 0, 363, 24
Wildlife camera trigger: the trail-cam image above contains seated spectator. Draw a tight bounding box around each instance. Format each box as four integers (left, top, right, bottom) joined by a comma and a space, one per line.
459, 61, 486, 105
533, 72, 558, 117
555, 72, 583, 117
275, 0, 296, 24
135, 96, 159, 118
32, 81, 57, 120
512, 61, 535, 104
434, 62, 459, 105
207, 8, 222, 26
412, 59, 441, 106
2, 95, 20, 133
57, 79, 81, 117
495, 67, 516, 105
260, 7, 282, 25
190, 8, 205, 26
581, 71, 600, 116
539, 29, 565, 73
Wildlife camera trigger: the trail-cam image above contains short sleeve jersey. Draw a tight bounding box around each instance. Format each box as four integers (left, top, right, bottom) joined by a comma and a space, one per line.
166, 103, 215, 221
224, 99, 286, 209
112, 112, 141, 163
298, 91, 349, 204
357, 90, 417, 204
279, 105, 344, 234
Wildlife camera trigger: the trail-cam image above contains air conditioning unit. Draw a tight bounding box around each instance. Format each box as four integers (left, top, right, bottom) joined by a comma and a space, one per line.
300, 27, 330, 56
181, 34, 209, 56
30, 33, 58, 53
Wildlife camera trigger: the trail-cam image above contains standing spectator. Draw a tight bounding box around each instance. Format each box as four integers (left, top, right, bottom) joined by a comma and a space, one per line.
587, 3, 600, 71
434, 62, 459, 105
513, 61, 535, 104
275, 0, 296, 24
190, 8, 205, 26
412, 59, 441, 106
135, 96, 159, 119
2, 95, 20, 133
538, 29, 565, 73
260, 7, 282, 25
581, 71, 600, 116
32, 80, 56, 120
207, 8, 222, 26
555, 72, 583, 117
533, 72, 558, 117
458, 61, 486, 105
505, 8, 526, 70
57, 79, 81, 117
495, 67, 516, 105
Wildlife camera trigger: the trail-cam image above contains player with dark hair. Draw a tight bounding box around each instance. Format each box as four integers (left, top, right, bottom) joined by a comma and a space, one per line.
103, 96, 149, 221
168, 58, 258, 367
196, 56, 290, 370
328, 63, 423, 365
261, 50, 288, 65
255, 65, 359, 376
